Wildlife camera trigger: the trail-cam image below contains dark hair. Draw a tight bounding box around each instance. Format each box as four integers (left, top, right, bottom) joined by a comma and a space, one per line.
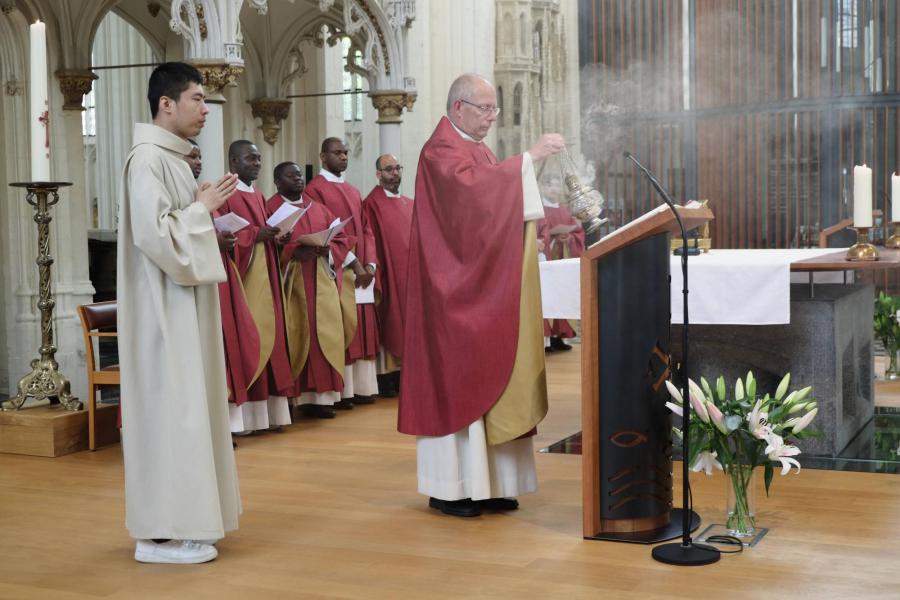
321, 137, 344, 153
228, 139, 255, 161
274, 161, 299, 181
147, 62, 203, 119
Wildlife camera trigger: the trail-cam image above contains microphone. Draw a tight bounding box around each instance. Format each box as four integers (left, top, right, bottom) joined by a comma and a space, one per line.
622, 151, 719, 566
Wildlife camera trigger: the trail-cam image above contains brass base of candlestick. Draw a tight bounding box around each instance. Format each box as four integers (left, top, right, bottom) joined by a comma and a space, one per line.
846, 227, 879, 261
886, 223, 900, 249
2, 181, 81, 412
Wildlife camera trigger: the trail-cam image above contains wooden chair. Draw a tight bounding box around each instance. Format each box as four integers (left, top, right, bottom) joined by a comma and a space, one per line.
76, 301, 119, 450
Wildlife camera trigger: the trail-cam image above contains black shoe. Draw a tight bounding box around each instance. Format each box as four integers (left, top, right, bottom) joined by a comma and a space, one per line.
353, 394, 376, 405
544, 345, 555, 353
377, 374, 399, 397
428, 497, 481, 518
298, 404, 336, 419
334, 399, 354, 410
550, 337, 573, 352
478, 497, 519, 511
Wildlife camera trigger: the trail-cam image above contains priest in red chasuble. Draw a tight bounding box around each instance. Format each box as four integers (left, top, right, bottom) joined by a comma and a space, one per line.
222, 140, 294, 433
398, 73, 566, 518
537, 174, 584, 352
363, 153, 413, 397
267, 162, 350, 420
304, 138, 379, 408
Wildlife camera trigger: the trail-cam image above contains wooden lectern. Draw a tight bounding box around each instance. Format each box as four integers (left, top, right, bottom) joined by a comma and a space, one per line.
580, 204, 714, 542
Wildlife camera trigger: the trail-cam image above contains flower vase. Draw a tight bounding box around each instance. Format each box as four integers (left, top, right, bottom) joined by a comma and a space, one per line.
887, 347, 900, 380
725, 464, 756, 537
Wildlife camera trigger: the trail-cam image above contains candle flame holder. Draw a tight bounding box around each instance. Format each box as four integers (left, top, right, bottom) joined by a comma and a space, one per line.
846, 227, 879, 262
1, 181, 81, 412
886, 223, 900, 249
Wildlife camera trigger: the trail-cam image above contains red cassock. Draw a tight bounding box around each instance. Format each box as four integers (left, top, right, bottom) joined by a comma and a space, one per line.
214, 208, 262, 406
398, 116, 528, 437
363, 186, 413, 359
267, 194, 352, 394
224, 186, 294, 399
304, 174, 379, 363
538, 203, 585, 338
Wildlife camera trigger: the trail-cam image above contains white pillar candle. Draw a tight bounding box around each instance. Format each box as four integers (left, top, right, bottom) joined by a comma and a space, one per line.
893, 172, 900, 223
853, 164, 873, 228
29, 20, 50, 182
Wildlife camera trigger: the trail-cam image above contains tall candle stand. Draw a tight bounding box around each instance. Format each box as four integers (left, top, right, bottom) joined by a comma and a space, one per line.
846, 226, 879, 262
2, 182, 81, 411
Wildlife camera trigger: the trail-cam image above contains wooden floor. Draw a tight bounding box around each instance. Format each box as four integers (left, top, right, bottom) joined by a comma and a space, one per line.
1, 346, 899, 599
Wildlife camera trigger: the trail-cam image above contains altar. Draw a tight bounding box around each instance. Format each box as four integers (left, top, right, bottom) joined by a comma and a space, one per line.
539, 248, 900, 456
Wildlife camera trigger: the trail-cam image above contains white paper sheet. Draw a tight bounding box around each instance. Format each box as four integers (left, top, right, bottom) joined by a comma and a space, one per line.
213, 212, 250, 234
267, 203, 309, 235
354, 279, 375, 304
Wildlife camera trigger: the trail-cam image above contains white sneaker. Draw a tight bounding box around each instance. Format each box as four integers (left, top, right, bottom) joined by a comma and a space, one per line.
134, 539, 218, 564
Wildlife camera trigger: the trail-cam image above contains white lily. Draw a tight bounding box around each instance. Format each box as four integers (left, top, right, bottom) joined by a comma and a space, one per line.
705, 401, 728, 434
665, 401, 684, 417
765, 433, 802, 475
690, 451, 723, 476
689, 389, 710, 423
735, 377, 745, 401
774, 373, 791, 400
665, 380, 684, 405
790, 408, 817, 433
747, 399, 771, 439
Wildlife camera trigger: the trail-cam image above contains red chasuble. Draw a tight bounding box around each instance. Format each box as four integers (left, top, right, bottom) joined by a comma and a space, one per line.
304, 174, 379, 362
398, 116, 528, 437
267, 194, 351, 394
214, 208, 262, 405
538, 203, 585, 338
363, 186, 413, 359
224, 186, 294, 399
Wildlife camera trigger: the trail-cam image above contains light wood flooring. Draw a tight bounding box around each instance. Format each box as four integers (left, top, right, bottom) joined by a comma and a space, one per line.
0, 346, 898, 599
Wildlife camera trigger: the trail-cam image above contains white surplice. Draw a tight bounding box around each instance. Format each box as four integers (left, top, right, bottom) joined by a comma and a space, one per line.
117, 123, 241, 540
416, 124, 543, 501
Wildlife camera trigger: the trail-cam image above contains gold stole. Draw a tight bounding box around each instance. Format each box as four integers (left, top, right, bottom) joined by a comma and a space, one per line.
283, 257, 346, 379
242, 243, 276, 384
484, 221, 549, 445
339, 267, 358, 349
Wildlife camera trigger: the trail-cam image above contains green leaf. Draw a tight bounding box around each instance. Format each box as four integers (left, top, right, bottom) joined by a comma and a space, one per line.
764, 462, 774, 496
724, 415, 742, 432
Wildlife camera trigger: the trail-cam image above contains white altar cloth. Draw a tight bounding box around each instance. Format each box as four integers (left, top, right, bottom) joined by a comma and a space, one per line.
539, 248, 846, 325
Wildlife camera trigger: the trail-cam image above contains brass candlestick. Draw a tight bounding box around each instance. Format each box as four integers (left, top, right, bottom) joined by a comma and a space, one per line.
846, 226, 879, 262
1, 182, 81, 411
886, 223, 900, 249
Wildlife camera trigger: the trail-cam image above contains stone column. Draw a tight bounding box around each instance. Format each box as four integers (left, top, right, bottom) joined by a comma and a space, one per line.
191, 61, 243, 179
46, 69, 100, 402
368, 90, 416, 155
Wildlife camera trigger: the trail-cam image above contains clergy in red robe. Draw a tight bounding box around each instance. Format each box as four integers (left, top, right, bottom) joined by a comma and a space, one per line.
267, 162, 350, 420
537, 175, 585, 352
186, 143, 261, 409
304, 138, 379, 408
398, 73, 566, 518
222, 140, 294, 433
363, 153, 413, 397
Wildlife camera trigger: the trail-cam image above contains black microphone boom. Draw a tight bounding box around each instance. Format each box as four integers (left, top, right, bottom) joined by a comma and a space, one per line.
623, 151, 720, 566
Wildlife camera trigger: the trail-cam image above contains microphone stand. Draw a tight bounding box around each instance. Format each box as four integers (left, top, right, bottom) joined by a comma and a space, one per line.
623, 152, 720, 566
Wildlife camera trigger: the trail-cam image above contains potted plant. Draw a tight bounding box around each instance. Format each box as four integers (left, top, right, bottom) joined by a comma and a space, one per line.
874, 291, 900, 379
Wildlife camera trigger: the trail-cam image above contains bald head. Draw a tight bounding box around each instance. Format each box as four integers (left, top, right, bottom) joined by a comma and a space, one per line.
446, 73, 493, 114
446, 73, 498, 142
375, 153, 402, 193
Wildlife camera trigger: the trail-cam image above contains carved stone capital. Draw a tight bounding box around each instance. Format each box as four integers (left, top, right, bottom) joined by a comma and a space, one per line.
190, 60, 244, 97
55, 70, 98, 111
368, 90, 417, 124
249, 98, 291, 145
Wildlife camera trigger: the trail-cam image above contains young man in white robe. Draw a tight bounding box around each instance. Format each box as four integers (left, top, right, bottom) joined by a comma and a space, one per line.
118, 62, 241, 563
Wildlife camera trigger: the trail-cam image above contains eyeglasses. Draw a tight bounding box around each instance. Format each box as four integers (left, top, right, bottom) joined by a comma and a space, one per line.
379, 165, 404, 173
459, 99, 501, 116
